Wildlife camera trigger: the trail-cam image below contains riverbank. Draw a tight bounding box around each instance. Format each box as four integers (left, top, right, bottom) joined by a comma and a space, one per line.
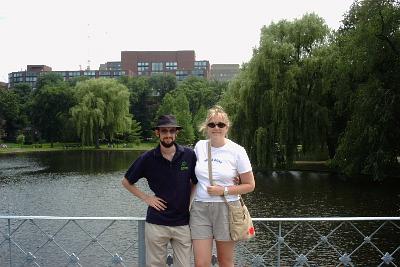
1, 143, 335, 173
0, 142, 157, 154
292, 160, 333, 172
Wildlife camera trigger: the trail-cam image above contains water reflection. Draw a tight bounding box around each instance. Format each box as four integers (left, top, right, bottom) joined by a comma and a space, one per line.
247, 170, 400, 218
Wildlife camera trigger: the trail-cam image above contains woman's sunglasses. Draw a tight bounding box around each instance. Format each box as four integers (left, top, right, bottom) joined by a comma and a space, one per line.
207, 122, 227, 128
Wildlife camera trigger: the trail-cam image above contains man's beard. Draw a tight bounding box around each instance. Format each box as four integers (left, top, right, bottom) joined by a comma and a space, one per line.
160, 140, 175, 148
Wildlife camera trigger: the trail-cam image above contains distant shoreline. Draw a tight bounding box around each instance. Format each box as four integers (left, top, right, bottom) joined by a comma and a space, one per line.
0, 143, 156, 155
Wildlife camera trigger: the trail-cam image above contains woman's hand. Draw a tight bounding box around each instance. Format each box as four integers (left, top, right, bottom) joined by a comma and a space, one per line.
206, 185, 224, 196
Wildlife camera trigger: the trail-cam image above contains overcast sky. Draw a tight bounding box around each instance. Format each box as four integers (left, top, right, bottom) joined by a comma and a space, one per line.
0, 0, 354, 83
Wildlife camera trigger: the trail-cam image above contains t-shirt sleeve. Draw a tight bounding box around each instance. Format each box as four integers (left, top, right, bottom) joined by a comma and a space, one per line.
236, 146, 252, 174
124, 153, 146, 184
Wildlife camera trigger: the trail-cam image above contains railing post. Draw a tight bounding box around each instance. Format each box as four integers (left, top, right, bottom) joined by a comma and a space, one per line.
138, 220, 146, 267
8, 218, 12, 267
277, 221, 281, 267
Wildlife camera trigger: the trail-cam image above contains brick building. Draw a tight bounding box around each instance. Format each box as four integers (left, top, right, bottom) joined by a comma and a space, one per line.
121, 50, 209, 80
8, 50, 211, 88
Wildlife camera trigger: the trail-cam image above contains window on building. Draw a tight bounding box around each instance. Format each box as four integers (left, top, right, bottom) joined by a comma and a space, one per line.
113, 71, 126, 76
191, 69, 205, 77
176, 70, 188, 81
152, 62, 163, 72
194, 61, 208, 69
55, 71, 66, 77
84, 71, 96, 76
69, 71, 81, 77
99, 71, 111, 76
137, 62, 149, 72
165, 62, 177, 70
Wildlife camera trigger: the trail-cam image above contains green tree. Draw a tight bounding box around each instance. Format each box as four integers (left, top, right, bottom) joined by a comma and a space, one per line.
333, 0, 400, 179
148, 74, 177, 99
192, 105, 207, 141
119, 76, 157, 139
67, 76, 90, 87
157, 92, 195, 145
169, 77, 227, 141
0, 89, 20, 141
35, 72, 64, 90
220, 13, 331, 168
126, 118, 142, 144
16, 133, 25, 147
176, 77, 227, 114
31, 85, 76, 147
71, 78, 132, 148
12, 83, 32, 103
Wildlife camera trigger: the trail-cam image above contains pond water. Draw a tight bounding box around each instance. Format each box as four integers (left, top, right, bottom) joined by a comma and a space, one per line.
0, 150, 399, 266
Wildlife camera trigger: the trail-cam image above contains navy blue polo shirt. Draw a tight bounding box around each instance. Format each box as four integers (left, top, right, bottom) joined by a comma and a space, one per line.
125, 143, 197, 226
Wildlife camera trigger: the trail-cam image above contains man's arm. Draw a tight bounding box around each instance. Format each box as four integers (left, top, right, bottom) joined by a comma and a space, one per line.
122, 177, 167, 211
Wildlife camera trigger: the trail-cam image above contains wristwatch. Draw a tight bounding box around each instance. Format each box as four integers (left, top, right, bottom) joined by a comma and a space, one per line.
223, 186, 229, 196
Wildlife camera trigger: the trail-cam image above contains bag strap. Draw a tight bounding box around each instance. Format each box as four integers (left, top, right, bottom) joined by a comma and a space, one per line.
207, 140, 214, 186
207, 140, 237, 206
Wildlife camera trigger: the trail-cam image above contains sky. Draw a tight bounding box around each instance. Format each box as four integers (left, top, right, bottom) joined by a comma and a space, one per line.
0, 0, 354, 83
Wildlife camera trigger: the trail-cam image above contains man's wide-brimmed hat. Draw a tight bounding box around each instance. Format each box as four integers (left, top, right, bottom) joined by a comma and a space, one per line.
153, 115, 182, 130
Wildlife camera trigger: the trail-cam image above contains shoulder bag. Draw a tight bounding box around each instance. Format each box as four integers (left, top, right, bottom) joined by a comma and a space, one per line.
207, 140, 255, 241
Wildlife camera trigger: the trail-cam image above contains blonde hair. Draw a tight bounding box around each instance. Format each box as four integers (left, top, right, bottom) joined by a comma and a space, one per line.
199, 105, 231, 137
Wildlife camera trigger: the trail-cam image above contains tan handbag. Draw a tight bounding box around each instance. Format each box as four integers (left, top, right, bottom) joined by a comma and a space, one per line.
207, 141, 255, 241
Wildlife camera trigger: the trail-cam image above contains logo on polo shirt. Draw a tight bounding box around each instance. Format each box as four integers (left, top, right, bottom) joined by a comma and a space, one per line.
180, 161, 189, 171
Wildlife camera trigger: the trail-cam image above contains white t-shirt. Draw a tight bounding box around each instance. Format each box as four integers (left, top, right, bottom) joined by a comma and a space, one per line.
194, 139, 252, 202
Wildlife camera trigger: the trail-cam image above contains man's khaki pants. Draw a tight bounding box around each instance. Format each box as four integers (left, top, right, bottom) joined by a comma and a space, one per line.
145, 222, 192, 267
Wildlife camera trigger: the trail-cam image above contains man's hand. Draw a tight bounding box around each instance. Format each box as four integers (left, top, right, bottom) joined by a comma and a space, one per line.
207, 185, 224, 196
144, 195, 167, 211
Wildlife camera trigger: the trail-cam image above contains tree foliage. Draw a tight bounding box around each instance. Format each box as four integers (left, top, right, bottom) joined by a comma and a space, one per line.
220, 2, 399, 179
173, 77, 228, 140
221, 13, 331, 169
35, 72, 64, 90
0, 89, 20, 140
332, 0, 400, 179
31, 85, 76, 146
119, 75, 177, 139
157, 92, 195, 145
71, 78, 132, 148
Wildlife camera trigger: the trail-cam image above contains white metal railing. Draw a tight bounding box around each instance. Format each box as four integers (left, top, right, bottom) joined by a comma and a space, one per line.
0, 216, 399, 266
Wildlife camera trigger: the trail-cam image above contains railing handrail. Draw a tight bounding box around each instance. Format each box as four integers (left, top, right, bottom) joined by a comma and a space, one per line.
1, 215, 399, 221
1, 215, 399, 266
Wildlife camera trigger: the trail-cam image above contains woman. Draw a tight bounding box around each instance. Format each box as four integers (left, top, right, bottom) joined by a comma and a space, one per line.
190, 105, 255, 267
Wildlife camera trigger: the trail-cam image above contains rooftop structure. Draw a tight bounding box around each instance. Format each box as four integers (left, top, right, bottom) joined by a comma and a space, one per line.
210, 64, 240, 81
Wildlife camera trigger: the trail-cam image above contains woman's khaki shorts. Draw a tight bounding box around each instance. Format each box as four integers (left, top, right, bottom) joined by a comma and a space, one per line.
190, 200, 240, 241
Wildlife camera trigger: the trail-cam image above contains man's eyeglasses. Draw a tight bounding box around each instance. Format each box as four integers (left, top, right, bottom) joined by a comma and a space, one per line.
159, 128, 177, 134
207, 122, 227, 128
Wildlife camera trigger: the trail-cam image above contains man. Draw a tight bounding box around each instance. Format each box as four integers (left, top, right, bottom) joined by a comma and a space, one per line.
122, 114, 197, 267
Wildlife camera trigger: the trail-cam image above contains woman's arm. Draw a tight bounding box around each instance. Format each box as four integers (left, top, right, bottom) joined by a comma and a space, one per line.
206, 171, 255, 196
226, 171, 255, 195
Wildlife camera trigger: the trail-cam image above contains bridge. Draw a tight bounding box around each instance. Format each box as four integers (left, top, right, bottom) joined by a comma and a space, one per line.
0, 216, 399, 266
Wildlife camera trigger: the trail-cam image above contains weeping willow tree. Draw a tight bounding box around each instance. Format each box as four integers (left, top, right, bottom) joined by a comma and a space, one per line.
220, 13, 331, 169
71, 78, 132, 148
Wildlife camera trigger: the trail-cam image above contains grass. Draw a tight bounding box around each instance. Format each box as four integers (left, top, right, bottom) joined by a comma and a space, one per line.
0, 142, 157, 154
